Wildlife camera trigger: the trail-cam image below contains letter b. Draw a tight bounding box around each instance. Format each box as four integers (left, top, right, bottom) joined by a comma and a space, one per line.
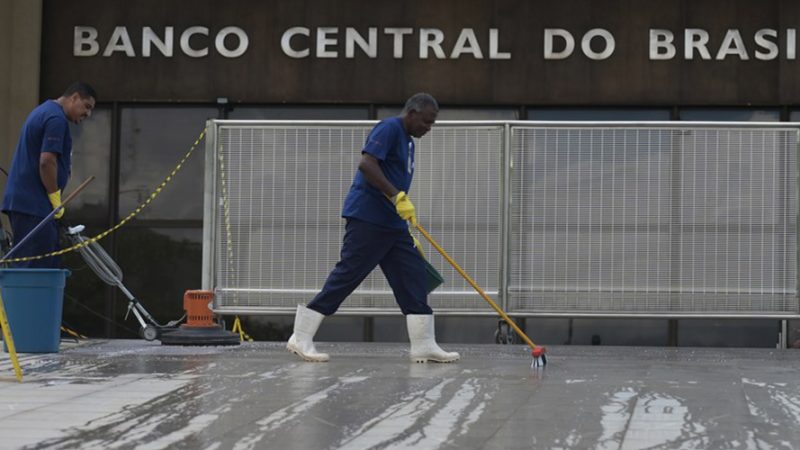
650, 29, 676, 60
74, 26, 100, 57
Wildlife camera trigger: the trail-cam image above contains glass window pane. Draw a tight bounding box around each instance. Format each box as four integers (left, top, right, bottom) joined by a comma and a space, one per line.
436, 108, 519, 120
788, 110, 800, 122
527, 108, 671, 121
69, 106, 112, 222
62, 224, 114, 337
115, 227, 203, 334
119, 107, 216, 221
680, 108, 779, 121
378, 106, 519, 120
376, 106, 402, 119
65, 226, 201, 338
229, 106, 369, 120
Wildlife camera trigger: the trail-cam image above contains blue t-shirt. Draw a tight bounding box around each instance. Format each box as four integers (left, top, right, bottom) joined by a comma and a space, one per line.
2, 100, 72, 218
342, 117, 414, 229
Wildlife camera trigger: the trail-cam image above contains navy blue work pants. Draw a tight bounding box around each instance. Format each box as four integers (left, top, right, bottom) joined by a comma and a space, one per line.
6, 212, 60, 268
308, 218, 432, 316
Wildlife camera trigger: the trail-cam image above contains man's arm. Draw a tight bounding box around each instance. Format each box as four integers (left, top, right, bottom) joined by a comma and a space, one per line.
358, 153, 398, 198
358, 152, 417, 224
39, 152, 59, 194
40, 151, 65, 218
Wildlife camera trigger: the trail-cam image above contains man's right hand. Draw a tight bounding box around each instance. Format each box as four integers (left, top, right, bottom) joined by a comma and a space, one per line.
392, 191, 416, 225
48, 190, 64, 219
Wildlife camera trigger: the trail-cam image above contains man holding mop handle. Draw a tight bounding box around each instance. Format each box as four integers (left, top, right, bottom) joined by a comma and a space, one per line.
2, 81, 96, 268
287, 93, 459, 363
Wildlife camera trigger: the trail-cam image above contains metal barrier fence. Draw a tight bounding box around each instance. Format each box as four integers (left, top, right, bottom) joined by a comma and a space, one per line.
203, 121, 800, 318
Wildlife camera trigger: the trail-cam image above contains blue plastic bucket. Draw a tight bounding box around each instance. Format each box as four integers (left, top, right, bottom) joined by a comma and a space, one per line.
0, 269, 70, 353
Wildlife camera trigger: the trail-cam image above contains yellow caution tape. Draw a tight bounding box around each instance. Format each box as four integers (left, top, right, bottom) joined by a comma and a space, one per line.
2, 128, 207, 264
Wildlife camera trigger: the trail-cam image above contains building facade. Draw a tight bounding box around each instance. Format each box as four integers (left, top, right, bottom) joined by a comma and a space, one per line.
2, 0, 800, 346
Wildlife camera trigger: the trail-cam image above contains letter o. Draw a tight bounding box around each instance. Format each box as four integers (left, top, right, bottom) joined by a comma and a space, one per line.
581, 28, 615, 60
215, 26, 249, 58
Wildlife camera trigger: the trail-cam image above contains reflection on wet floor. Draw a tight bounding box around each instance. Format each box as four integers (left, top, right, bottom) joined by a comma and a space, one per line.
1, 340, 799, 449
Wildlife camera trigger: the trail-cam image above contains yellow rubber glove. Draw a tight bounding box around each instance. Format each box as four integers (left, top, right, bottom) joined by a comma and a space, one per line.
391, 191, 417, 225
411, 233, 426, 259
48, 190, 64, 219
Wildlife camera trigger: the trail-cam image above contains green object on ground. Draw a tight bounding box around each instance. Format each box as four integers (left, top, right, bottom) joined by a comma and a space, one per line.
424, 258, 444, 294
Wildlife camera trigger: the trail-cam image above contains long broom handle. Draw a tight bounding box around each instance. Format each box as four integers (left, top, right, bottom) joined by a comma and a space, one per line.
1, 176, 95, 262
59, 176, 95, 206
414, 223, 539, 350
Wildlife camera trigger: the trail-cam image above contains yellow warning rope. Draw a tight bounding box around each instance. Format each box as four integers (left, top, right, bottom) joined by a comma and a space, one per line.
0, 127, 254, 346
218, 145, 238, 295
217, 145, 252, 342
1, 128, 207, 264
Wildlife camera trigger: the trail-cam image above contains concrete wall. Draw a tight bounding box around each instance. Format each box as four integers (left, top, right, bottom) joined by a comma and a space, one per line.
0, 0, 42, 178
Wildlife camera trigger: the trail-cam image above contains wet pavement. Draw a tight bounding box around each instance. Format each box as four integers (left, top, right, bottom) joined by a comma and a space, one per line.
1, 340, 800, 449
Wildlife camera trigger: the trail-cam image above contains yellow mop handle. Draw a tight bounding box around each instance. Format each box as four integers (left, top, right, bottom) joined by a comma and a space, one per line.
0, 293, 23, 381
414, 224, 539, 351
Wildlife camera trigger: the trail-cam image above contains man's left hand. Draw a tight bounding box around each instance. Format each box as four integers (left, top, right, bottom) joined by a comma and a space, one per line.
48, 190, 65, 219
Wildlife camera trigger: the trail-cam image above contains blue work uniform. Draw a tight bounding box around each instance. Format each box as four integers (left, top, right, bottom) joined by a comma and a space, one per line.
308, 117, 432, 315
2, 100, 72, 268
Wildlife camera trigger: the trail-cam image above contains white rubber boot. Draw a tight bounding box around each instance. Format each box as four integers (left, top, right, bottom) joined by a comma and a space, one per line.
287, 305, 330, 362
407, 314, 460, 363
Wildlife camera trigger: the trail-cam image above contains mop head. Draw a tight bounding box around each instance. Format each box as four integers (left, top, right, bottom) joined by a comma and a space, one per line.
531, 346, 547, 367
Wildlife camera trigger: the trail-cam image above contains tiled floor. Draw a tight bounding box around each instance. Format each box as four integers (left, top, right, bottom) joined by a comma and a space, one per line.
1, 340, 800, 449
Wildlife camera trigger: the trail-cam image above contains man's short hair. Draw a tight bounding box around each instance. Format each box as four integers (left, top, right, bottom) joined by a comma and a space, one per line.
62, 81, 97, 100
402, 93, 439, 115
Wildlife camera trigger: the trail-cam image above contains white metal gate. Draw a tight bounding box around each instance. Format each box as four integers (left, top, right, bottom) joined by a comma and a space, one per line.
509, 124, 799, 316
203, 121, 504, 314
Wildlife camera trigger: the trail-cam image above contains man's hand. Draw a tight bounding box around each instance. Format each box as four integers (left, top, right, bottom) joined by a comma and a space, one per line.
392, 191, 416, 225
48, 190, 64, 219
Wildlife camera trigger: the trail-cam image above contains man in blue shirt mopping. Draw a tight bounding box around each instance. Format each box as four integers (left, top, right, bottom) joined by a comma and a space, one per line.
2, 81, 96, 268
287, 93, 459, 363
